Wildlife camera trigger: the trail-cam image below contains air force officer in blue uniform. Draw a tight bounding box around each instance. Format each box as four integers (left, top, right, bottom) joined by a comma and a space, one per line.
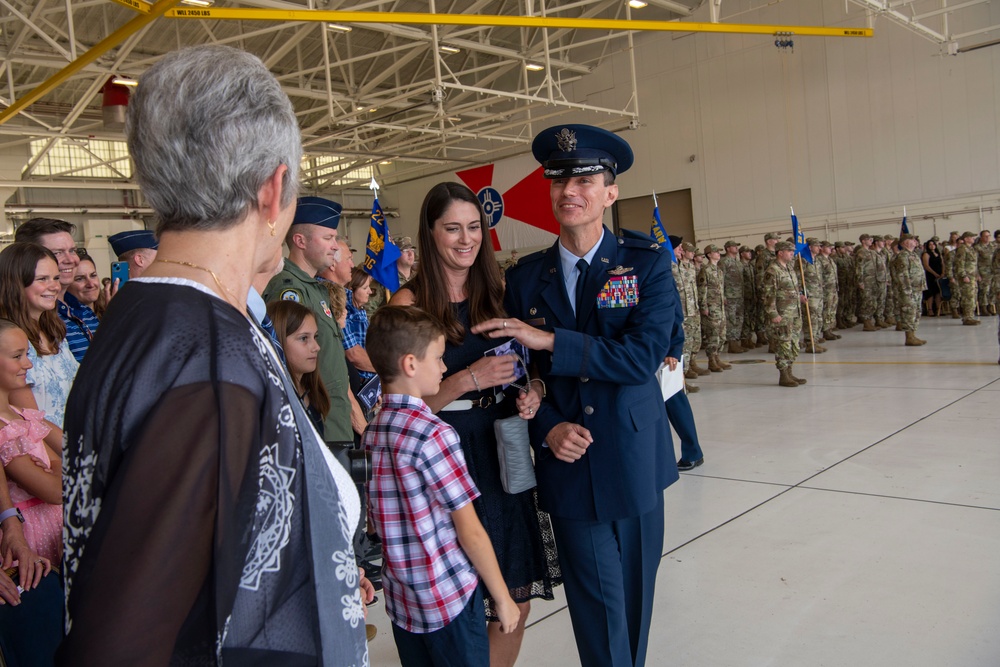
473, 125, 679, 666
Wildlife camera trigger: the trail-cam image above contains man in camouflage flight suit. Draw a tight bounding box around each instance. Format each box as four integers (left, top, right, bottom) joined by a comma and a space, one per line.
882, 235, 900, 327
855, 234, 880, 331
699, 244, 730, 373
891, 233, 927, 346
954, 231, 980, 325
719, 240, 745, 354
799, 238, 826, 354
975, 230, 996, 316
940, 237, 960, 318
818, 241, 840, 341
739, 245, 757, 349
762, 241, 807, 387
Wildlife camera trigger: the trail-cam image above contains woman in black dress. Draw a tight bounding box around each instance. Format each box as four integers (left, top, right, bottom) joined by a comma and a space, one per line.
391, 182, 560, 666
922, 239, 943, 316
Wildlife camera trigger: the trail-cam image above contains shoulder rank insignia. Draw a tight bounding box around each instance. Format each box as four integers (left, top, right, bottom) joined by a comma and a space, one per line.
280, 289, 301, 302
607, 265, 634, 275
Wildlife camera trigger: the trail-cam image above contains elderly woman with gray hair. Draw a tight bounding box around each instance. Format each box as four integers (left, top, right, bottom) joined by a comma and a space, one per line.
59, 46, 368, 665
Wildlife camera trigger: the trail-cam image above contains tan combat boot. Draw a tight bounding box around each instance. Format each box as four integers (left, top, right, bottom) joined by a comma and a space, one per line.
962, 318, 981, 326
757, 332, 769, 347
895, 322, 904, 331
690, 356, 711, 376
716, 354, 732, 370
952, 310, 962, 319
885, 315, 897, 326
778, 368, 799, 387
686, 382, 700, 393
707, 354, 724, 373
905, 331, 926, 346
823, 330, 841, 341
742, 337, 755, 350
788, 366, 807, 384
684, 366, 699, 380
875, 318, 890, 328
728, 340, 745, 354
803, 340, 827, 353
862, 319, 878, 331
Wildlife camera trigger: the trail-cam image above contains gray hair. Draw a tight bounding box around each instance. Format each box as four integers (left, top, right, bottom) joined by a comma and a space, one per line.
126, 45, 301, 234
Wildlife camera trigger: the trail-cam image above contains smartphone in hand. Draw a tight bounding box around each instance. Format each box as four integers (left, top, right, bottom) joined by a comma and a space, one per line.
111, 261, 129, 287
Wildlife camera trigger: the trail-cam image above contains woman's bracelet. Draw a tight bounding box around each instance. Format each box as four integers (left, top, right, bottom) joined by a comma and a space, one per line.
528, 378, 547, 398
467, 366, 482, 392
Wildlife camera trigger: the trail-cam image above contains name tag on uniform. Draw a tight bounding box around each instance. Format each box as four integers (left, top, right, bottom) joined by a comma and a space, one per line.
597, 276, 639, 308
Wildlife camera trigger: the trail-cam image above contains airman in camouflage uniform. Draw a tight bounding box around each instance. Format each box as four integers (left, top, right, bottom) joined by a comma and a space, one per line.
975, 231, 996, 315
674, 242, 704, 388
873, 236, 891, 327
799, 238, 826, 353
954, 231, 980, 325
719, 240, 745, 353
755, 233, 781, 346
891, 233, 927, 346
883, 235, 900, 327
833, 242, 856, 328
762, 241, 807, 387
819, 241, 840, 340
855, 234, 880, 330
940, 240, 960, 318
739, 245, 757, 349
699, 244, 730, 372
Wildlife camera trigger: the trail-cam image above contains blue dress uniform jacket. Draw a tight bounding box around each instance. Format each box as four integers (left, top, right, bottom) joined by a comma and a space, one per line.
504, 227, 680, 522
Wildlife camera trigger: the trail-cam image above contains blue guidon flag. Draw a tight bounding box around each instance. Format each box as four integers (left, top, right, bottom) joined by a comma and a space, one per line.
364, 178, 402, 292
650, 192, 677, 263
791, 206, 812, 264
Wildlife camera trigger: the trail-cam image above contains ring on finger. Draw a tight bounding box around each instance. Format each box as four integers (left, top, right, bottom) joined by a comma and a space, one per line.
503, 320, 507, 329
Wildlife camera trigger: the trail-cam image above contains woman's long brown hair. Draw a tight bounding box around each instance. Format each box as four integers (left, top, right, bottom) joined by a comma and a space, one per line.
0, 242, 67, 355
405, 182, 505, 345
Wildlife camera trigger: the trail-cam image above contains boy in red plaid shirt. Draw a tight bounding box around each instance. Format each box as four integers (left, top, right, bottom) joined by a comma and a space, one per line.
364, 307, 519, 665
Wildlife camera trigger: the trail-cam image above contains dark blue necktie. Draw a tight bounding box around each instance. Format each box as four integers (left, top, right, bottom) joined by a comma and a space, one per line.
575, 258, 590, 320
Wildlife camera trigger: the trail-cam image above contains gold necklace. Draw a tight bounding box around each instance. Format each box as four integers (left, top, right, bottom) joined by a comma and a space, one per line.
155, 258, 243, 307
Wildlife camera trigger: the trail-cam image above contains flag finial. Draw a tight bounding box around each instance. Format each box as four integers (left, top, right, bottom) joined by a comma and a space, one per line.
369, 177, 380, 193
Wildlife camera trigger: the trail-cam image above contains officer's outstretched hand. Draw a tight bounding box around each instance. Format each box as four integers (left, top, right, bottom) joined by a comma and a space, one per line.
472, 318, 555, 352
545, 422, 593, 463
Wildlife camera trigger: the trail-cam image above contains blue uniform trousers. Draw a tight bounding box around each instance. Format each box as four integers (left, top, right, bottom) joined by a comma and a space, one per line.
550, 493, 665, 667
665, 390, 703, 463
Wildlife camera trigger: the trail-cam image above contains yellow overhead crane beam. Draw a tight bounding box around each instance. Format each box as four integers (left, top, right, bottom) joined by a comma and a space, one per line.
113, 1, 873, 39
0, 0, 183, 126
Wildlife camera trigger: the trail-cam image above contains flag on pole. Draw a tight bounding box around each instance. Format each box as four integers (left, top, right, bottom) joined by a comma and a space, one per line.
363, 178, 402, 291
650, 192, 677, 262
791, 206, 813, 264
900, 206, 909, 236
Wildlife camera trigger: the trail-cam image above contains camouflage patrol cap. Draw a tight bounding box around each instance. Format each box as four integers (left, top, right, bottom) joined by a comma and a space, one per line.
755, 244, 765, 251
859, 233, 872, 241
882, 234, 895, 241
724, 240, 739, 248
704, 244, 722, 254
834, 241, 845, 248
961, 231, 976, 239
681, 241, 696, 252
949, 231, 959, 237
846, 241, 856, 246
764, 232, 781, 241
930, 236, 940, 242
899, 233, 916, 242
806, 237, 820, 246
775, 241, 794, 251
785, 237, 795, 244
820, 240, 832, 248
738, 245, 751, 254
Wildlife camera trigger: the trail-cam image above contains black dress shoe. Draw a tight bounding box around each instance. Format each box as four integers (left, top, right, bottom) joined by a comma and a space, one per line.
676, 457, 704, 471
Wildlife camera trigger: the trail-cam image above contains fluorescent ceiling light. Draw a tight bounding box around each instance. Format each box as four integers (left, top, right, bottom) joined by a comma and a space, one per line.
628, 0, 648, 7
181, 0, 214, 6
327, 23, 353, 32
112, 76, 138, 87
525, 63, 545, 71
379, 160, 392, 165
439, 45, 460, 54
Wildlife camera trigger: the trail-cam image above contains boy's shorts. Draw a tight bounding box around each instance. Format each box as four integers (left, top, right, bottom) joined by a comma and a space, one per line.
391, 585, 489, 667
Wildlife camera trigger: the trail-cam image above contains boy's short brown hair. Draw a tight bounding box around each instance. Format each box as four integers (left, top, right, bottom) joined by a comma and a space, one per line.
367, 306, 445, 382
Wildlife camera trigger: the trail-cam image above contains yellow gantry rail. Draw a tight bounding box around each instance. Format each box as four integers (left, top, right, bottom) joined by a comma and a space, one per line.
0, 0, 183, 126
111, 1, 874, 39
0, 1, 873, 127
